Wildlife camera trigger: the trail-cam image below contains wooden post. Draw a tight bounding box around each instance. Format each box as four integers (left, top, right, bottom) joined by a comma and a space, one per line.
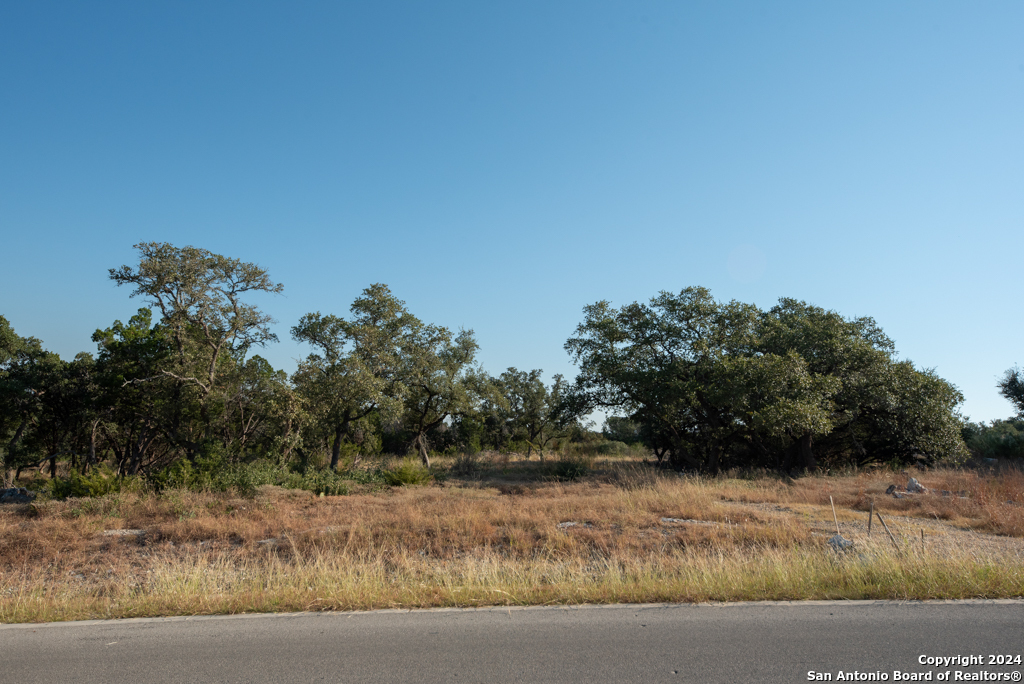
868, 501, 874, 536
830, 496, 841, 536
876, 512, 900, 552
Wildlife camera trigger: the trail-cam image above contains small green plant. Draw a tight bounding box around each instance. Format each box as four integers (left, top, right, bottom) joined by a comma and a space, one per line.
298, 469, 350, 496
548, 454, 592, 481
381, 460, 433, 486
48, 465, 131, 500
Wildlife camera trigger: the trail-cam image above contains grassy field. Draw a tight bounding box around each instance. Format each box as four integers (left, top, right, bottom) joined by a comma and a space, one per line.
2, 454, 1023, 623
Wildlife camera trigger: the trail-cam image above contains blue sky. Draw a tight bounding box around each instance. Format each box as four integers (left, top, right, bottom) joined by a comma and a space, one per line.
1, 1, 1022, 423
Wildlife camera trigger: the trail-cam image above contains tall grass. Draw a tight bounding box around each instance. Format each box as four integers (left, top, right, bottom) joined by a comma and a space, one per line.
3, 544, 1021, 624
3, 463, 1023, 623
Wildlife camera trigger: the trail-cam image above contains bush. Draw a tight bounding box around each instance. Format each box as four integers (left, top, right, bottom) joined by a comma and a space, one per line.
548, 454, 591, 481
150, 456, 356, 497
966, 419, 1024, 460
594, 440, 631, 455
449, 452, 481, 477
48, 465, 135, 499
381, 460, 433, 486
296, 469, 351, 496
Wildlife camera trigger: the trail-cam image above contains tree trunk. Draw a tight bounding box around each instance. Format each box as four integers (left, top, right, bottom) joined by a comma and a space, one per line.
846, 415, 868, 462
416, 433, 431, 468
796, 432, 817, 471
87, 419, 99, 474
330, 424, 345, 470
8, 417, 30, 454
706, 442, 722, 474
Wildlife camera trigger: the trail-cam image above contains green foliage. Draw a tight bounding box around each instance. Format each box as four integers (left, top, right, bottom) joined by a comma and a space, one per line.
294, 468, 351, 496
999, 367, 1024, 418
149, 455, 363, 497
48, 465, 136, 499
565, 287, 969, 472
291, 285, 411, 469
964, 419, 1024, 460
547, 454, 592, 481
592, 440, 632, 455
381, 459, 433, 486
602, 417, 642, 444
477, 368, 570, 458
109, 242, 285, 459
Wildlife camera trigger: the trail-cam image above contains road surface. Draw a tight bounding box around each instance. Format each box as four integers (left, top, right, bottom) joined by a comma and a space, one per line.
3, 600, 1023, 683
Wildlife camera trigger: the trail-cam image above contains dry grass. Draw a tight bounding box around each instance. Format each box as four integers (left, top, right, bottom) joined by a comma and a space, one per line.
2, 461, 1023, 623
702, 465, 1024, 538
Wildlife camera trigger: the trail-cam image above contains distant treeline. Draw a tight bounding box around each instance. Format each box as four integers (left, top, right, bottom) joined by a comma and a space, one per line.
1, 242, 1020, 487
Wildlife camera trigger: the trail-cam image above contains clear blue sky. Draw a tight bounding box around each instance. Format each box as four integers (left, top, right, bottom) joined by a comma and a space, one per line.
2, 1, 1022, 423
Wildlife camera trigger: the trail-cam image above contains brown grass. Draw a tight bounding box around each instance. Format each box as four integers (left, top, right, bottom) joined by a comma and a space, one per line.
702, 465, 1024, 537
2, 460, 1023, 623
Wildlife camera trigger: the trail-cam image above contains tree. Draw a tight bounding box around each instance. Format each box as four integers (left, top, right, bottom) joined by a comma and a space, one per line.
603, 416, 642, 444
488, 368, 566, 459
565, 287, 773, 470
109, 243, 283, 453
566, 287, 968, 472
706, 351, 840, 470
291, 285, 412, 469
755, 299, 894, 469
21, 352, 98, 477
401, 325, 483, 468
224, 355, 299, 460
963, 417, 1024, 459
92, 309, 174, 475
999, 366, 1024, 418
0, 316, 68, 483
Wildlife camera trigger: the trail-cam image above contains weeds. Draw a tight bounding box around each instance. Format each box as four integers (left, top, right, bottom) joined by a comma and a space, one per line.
3, 462, 1023, 623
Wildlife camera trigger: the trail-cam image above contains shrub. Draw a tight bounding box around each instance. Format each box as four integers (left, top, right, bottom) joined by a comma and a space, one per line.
548, 454, 591, 481
381, 460, 433, 486
48, 465, 134, 499
966, 419, 1024, 460
594, 440, 631, 455
297, 469, 350, 496
449, 452, 481, 477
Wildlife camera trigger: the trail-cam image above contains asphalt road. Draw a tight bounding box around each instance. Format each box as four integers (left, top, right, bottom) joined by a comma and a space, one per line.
3, 601, 1023, 683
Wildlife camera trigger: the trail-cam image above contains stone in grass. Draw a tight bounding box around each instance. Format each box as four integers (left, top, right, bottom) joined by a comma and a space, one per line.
103, 529, 145, 537
556, 522, 592, 529
906, 477, 927, 494
660, 518, 720, 526
828, 534, 854, 552
0, 487, 36, 504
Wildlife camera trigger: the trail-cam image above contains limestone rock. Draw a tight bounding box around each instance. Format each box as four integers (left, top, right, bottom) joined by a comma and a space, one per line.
0, 487, 35, 504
